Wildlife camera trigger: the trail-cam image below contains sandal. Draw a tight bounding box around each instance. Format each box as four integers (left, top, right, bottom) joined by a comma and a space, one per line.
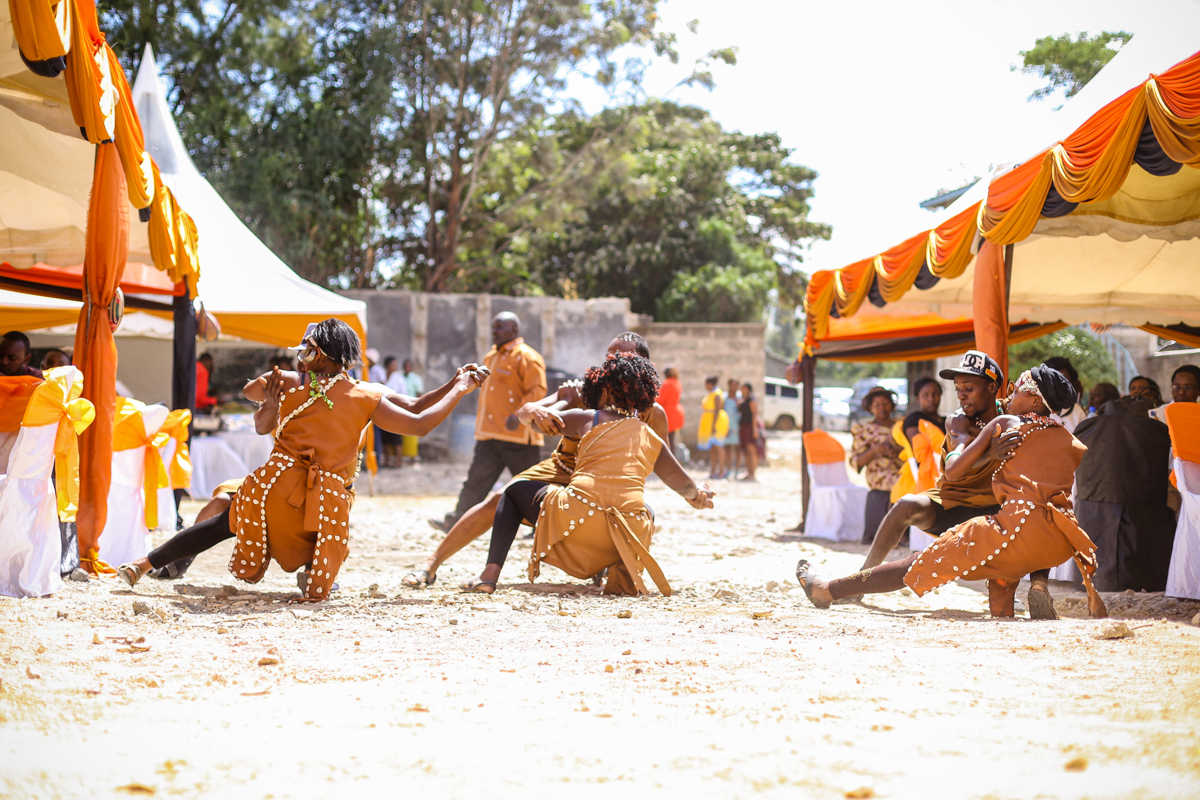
402, 569, 437, 589
147, 556, 194, 581
794, 559, 831, 609
461, 577, 497, 594
1026, 580, 1057, 620
117, 563, 144, 589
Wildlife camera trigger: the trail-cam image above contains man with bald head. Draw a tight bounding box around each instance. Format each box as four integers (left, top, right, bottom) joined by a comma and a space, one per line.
433, 312, 547, 531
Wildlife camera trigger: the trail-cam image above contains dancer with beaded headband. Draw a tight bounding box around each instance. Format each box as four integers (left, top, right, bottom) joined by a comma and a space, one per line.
463, 354, 714, 596
117, 319, 487, 601
796, 367, 1108, 619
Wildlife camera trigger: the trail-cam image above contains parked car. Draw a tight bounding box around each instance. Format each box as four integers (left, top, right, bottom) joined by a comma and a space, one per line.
763, 377, 802, 430
814, 386, 853, 432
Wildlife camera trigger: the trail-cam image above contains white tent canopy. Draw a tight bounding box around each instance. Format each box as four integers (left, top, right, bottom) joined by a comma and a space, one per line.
129, 46, 367, 345
856, 27, 1200, 330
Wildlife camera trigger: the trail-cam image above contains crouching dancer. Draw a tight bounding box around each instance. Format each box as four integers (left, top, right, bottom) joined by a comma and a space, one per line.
463, 354, 714, 596
117, 319, 486, 601
797, 367, 1107, 619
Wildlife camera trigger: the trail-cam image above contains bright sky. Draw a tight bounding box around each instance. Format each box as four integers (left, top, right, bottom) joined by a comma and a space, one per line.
574, 0, 1200, 277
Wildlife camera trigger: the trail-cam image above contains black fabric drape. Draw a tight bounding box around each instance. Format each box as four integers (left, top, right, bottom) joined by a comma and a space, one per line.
172, 293, 196, 416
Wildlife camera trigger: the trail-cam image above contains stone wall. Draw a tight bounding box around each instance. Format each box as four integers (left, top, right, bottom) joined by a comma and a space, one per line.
637, 323, 766, 446
342, 290, 637, 458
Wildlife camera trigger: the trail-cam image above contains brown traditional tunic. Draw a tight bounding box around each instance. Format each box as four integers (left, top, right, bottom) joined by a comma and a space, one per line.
904, 419, 1101, 597
528, 417, 670, 597
227, 375, 385, 599
510, 406, 656, 487
924, 417, 1000, 510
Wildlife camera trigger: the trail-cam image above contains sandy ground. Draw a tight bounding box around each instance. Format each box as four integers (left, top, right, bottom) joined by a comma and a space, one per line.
2, 438, 1200, 799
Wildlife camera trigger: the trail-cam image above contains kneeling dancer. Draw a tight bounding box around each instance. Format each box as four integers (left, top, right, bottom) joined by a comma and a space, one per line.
463, 354, 713, 595
117, 319, 485, 601
797, 367, 1108, 619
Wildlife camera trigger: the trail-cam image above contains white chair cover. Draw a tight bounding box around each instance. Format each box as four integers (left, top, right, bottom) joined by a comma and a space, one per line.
805, 461, 868, 542
189, 436, 250, 499
99, 404, 170, 567
0, 368, 86, 597
156, 439, 178, 531
1166, 457, 1200, 599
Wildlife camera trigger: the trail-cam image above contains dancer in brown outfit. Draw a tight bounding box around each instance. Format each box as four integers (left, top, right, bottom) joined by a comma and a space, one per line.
797, 367, 1107, 619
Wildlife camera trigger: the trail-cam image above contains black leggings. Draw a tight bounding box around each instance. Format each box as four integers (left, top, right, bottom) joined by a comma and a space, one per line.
147, 508, 234, 569
487, 480, 550, 567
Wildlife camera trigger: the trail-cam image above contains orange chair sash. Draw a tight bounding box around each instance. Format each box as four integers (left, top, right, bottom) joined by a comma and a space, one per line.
156, 408, 192, 489
802, 430, 846, 465
0, 376, 44, 433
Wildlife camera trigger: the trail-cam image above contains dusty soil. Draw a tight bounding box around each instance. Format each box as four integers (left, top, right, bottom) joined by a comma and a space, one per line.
2, 444, 1200, 799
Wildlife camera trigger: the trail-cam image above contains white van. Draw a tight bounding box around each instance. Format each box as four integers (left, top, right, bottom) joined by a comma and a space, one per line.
763, 377, 803, 430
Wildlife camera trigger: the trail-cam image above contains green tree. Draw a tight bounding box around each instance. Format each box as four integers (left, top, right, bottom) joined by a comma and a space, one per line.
1008, 327, 1118, 389
504, 101, 827, 320
1018, 31, 1132, 102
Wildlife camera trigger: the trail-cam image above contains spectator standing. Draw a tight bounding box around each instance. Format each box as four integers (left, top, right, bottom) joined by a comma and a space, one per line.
1087, 382, 1121, 415
402, 359, 425, 461
365, 348, 387, 384
850, 387, 903, 545
0, 331, 43, 378
1042, 356, 1088, 432
697, 375, 728, 479
1151, 365, 1200, 424
40, 349, 71, 370
724, 379, 742, 478
1129, 375, 1163, 408
738, 382, 765, 481
380, 356, 405, 467
195, 352, 217, 414
432, 312, 547, 532
659, 366, 685, 455
903, 377, 945, 444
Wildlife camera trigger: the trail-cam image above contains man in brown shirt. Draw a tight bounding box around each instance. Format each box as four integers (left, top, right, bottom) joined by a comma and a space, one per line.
434, 312, 547, 531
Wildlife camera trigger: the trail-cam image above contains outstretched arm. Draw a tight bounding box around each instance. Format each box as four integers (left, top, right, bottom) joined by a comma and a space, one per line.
512, 381, 583, 435
371, 369, 487, 437
245, 368, 302, 435
388, 365, 483, 413
653, 444, 714, 509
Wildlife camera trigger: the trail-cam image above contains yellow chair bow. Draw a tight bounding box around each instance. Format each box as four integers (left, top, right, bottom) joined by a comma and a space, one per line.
157, 408, 192, 490
111, 398, 170, 530
21, 367, 96, 522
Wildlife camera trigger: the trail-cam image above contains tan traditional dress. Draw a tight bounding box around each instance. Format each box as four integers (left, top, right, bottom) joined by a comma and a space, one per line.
904, 419, 1102, 599
228, 375, 386, 599
510, 406, 656, 487
528, 417, 670, 597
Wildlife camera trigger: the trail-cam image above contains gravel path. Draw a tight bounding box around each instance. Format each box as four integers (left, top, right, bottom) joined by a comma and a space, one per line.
2, 460, 1199, 799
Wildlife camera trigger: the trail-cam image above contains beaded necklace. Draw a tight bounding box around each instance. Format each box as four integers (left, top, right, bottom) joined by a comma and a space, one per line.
989, 412, 1061, 481
603, 405, 638, 418
275, 373, 346, 438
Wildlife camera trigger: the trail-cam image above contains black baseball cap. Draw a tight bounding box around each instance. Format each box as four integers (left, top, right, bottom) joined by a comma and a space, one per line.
939, 349, 1004, 385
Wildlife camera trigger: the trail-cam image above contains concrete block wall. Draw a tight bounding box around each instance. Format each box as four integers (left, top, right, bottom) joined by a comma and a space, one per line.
638, 323, 766, 446
342, 290, 636, 457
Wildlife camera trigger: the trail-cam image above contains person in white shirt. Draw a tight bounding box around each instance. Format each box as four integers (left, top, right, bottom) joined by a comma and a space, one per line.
365, 347, 387, 385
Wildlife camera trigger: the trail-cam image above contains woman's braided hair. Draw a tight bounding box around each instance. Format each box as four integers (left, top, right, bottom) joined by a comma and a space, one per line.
309, 318, 362, 370
581, 354, 660, 415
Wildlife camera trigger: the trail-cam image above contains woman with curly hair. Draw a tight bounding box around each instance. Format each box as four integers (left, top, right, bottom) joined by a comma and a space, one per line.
463, 354, 714, 596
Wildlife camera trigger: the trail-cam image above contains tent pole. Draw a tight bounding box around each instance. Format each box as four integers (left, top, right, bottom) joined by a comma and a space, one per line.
172, 291, 197, 416
800, 354, 815, 529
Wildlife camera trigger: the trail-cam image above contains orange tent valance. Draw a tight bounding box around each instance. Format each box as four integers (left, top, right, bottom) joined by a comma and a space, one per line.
1, 261, 181, 296
804, 47, 1200, 351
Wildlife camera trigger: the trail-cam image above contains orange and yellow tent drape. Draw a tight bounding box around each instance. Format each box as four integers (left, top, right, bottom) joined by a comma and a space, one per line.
804, 48, 1200, 354
9, 0, 203, 570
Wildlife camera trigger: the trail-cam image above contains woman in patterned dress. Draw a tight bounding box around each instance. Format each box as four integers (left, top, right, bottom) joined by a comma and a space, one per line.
850, 387, 903, 544
797, 367, 1108, 619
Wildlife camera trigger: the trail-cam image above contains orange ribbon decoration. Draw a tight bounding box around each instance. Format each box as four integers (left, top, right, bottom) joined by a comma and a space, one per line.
156, 409, 193, 490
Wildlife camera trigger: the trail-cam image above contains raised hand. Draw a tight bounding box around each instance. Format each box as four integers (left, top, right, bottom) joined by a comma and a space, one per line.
530, 406, 565, 435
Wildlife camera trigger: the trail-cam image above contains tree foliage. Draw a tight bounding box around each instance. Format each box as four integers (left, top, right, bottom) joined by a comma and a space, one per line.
1018, 31, 1132, 102
1008, 328, 1118, 389
96, 1, 829, 322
